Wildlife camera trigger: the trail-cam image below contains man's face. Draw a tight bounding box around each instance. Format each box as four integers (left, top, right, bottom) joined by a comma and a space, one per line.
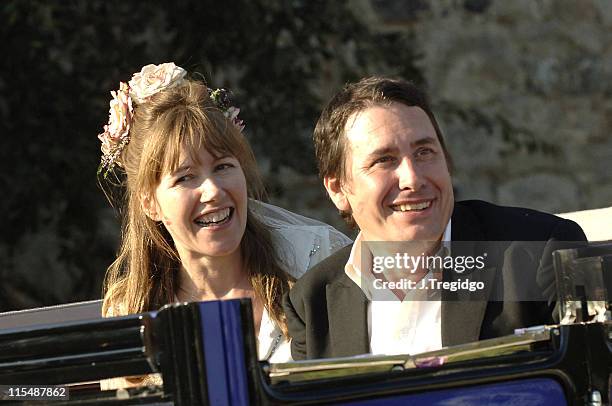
326, 102, 454, 242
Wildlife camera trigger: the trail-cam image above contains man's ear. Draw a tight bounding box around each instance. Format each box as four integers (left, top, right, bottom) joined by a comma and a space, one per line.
141, 194, 162, 222
323, 175, 351, 212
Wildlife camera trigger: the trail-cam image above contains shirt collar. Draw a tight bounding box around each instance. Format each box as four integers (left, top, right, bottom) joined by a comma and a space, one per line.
344, 219, 452, 300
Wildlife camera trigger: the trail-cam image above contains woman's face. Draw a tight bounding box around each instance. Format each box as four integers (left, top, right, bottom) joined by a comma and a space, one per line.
149, 145, 248, 262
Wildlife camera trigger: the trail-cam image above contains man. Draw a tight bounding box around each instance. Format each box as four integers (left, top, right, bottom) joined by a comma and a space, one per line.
283, 76, 587, 360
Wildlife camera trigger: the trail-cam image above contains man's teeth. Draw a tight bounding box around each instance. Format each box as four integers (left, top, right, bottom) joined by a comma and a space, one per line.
394, 202, 431, 212
196, 208, 231, 225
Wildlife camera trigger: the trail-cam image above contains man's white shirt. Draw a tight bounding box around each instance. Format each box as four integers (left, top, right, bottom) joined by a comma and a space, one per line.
344, 221, 451, 356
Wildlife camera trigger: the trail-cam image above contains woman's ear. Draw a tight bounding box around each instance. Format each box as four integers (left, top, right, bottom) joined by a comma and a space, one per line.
141, 194, 162, 222
323, 175, 351, 213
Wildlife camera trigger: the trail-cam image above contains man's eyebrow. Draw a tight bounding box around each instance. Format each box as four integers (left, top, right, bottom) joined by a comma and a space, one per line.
366, 136, 438, 158
412, 136, 437, 147
367, 146, 398, 158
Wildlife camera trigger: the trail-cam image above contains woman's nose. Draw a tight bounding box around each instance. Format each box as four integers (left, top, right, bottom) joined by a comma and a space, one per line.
198, 177, 223, 202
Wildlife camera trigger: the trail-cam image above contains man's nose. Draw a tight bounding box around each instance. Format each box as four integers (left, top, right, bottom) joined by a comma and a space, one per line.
198, 177, 222, 202
397, 158, 425, 191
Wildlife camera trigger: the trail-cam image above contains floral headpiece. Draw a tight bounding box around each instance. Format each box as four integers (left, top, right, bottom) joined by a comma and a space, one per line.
97, 63, 244, 176
209, 88, 245, 131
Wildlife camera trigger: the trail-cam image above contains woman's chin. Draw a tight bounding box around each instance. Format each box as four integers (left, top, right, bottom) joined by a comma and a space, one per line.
197, 240, 242, 258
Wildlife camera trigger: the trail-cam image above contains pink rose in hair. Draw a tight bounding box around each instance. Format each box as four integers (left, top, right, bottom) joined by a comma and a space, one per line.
128, 63, 187, 103
98, 82, 133, 155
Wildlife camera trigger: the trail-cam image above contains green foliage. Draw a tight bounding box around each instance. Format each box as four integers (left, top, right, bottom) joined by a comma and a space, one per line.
0, 0, 421, 310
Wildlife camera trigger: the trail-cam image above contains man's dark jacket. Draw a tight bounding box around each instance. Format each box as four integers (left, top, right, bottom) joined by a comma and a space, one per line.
283, 200, 587, 360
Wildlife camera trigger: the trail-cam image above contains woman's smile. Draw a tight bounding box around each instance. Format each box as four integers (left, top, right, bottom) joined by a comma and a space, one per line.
194, 207, 234, 228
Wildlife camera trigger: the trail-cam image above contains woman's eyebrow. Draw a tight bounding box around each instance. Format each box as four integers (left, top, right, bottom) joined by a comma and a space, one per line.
172, 163, 192, 174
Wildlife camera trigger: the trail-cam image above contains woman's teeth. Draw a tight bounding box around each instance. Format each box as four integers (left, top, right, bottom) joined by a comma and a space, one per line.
393, 201, 431, 212
195, 208, 232, 226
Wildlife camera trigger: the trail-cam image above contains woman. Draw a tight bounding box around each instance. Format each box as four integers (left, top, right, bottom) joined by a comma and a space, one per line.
97, 63, 350, 379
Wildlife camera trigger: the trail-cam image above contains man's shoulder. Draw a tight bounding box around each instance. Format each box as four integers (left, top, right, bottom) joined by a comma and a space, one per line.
291, 244, 353, 292
457, 199, 563, 225
455, 200, 585, 240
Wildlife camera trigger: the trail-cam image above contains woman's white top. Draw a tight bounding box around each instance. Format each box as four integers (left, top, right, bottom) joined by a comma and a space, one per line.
250, 200, 352, 362
101, 201, 351, 388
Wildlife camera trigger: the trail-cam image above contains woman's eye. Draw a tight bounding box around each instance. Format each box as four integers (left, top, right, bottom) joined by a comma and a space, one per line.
215, 162, 235, 171
175, 174, 193, 184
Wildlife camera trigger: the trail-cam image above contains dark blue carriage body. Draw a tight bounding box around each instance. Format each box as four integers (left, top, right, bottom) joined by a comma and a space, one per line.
0, 242, 611, 405
0, 298, 608, 405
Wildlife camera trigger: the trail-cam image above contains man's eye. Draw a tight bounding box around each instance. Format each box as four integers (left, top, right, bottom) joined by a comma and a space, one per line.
416, 147, 435, 158
373, 156, 395, 166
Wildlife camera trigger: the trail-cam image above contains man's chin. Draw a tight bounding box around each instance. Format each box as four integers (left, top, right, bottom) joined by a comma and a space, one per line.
396, 229, 444, 243
365, 222, 444, 242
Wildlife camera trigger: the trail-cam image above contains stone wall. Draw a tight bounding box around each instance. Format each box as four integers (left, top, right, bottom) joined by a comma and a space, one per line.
269, 0, 611, 236
357, 0, 612, 213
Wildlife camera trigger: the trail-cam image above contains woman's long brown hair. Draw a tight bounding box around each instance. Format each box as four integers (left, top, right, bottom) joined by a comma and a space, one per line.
102, 79, 292, 336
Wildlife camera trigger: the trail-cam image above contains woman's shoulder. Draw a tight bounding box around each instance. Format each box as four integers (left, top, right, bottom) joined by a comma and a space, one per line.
249, 200, 352, 278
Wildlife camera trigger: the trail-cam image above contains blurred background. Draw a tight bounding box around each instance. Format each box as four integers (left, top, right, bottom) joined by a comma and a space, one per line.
1, 0, 611, 311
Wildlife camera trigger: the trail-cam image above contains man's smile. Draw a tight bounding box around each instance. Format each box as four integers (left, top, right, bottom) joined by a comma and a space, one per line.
390, 200, 433, 212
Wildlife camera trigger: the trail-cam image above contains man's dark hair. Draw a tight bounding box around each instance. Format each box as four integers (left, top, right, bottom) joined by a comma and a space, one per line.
313, 76, 452, 226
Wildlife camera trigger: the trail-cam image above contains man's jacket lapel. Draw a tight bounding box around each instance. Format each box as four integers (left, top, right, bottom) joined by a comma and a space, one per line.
442, 203, 497, 347
327, 275, 369, 357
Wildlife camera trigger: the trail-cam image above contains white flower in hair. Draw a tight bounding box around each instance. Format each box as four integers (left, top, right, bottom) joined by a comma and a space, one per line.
128, 62, 187, 103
